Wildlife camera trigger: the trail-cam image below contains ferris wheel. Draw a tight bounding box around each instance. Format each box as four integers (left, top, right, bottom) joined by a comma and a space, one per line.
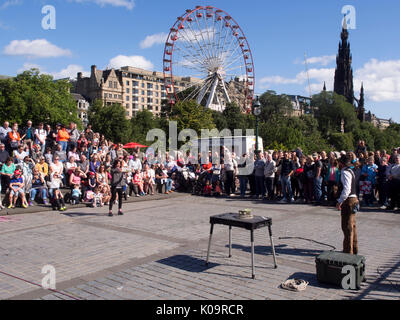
163, 5, 255, 112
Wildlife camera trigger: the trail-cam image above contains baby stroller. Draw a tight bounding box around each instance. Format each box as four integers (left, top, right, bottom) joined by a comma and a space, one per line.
175, 167, 196, 193
194, 171, 209, 195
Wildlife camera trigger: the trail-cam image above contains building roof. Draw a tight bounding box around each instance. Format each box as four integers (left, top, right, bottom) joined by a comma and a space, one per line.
71, 93, 86, 101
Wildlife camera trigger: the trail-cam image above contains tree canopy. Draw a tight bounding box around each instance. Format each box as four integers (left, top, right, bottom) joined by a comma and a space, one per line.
0, 69, 80, 127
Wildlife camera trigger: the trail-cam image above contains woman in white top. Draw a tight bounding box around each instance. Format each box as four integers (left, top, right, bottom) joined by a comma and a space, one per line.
65, 156, 78, 175
34, 123, 47, 153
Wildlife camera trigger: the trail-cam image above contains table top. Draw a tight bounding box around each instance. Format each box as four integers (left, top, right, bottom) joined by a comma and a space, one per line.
210, 213, 272, 231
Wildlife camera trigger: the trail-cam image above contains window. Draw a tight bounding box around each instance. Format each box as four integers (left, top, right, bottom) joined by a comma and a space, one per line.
126, 104, 130, 108
147, 91, 153, 96
126, 88, 130, 94
142, 83, 145, 88
147, 83, 153, 89
118, 95, 122, 99
126, 96, 130, 101
132, 81, 139, 87
133, 104, 138, 110
114, 94, 118, 99
155, 99, 159, 104
132, 88, 139, 94
104, 93, 107, 98
109, 81, 113, 88
109, 94, 112, 98
126, 81, 130, 86
155, 85, 159, 90
155, 92, 159, 97
148, 105, 153, 110
147, 98, 153, 103
114, 81, 117, 88
126, 111, 130, 116
141, 90, 145, 95
133, 96, 138, 102
141, 97, 145, 103
155, 106, 159, 111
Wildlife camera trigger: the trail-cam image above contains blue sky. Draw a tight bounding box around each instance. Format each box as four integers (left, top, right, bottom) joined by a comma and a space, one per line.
1, 0, 399, 122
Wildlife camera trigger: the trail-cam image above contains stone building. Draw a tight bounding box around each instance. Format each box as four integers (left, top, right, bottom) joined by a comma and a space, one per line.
73, 65, 201, 118
71, 93, 90, 125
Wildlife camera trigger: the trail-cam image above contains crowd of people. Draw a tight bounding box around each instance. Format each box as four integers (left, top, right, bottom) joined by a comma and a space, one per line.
1, 120, 400, 214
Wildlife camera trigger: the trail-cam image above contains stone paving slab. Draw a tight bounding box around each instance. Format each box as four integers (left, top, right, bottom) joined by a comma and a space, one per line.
0, 194, 398, 300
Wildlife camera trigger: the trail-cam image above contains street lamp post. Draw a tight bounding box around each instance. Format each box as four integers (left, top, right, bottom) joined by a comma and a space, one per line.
252, 96, 262, 153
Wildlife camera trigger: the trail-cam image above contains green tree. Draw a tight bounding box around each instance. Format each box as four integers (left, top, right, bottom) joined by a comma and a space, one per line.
0, 69, 80, 127
312, 91, 358, 135
329, 132, 355, 151
88, 100, 131, 144
169, 100, 215, 134
130, 110, 160, 144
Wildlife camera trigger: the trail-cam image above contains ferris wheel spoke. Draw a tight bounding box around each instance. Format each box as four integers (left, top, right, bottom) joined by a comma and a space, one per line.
193, 15, 213, 59
185, 78, 213, 102
178, 28, 210, 62
216, 21, 230, 62
179, 25, 209, 61
223, 53, 247, 70
173, 46, 206, 69
202, 13, 214, 58
216, 16, 225, 61
172, 52, 204, 71
221, 44, 242, 66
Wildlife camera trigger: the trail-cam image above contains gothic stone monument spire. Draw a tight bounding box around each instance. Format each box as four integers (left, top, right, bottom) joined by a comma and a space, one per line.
334, 17, 354, 105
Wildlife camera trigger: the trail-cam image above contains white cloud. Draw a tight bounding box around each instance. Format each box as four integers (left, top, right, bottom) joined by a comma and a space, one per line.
140, 33, 168, 49
0, 0, 22, 10
108, 55, 154, 70
259, 58, 400, 103
70, 0, 135, 10
3, 39, 72, 58
51, 65, 90, 80
354, 59, 400, 102
259, 68, 335, 88
295, 55, 336, 66
18, 63, 42, 73
18, 63, 89, 80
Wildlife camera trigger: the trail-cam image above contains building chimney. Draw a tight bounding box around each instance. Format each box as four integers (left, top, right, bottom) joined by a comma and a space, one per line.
91, 65, 97, 75
77, 72, 82, 79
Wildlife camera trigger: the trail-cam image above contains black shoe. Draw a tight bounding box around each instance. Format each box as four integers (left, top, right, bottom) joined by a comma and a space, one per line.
118, 211, 124, 216
108, 212, 113, 217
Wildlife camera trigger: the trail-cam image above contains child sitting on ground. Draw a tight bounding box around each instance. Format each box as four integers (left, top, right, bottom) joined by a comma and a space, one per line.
92, 186, 103, 207
213, 180, 223, 197
203, 180, 212, 196
71, 184, 81, 205
48, 172, 66, 211
132, 169, 145, 196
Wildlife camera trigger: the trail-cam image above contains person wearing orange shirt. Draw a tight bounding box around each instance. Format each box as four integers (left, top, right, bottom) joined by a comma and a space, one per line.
56, 124, 70, 152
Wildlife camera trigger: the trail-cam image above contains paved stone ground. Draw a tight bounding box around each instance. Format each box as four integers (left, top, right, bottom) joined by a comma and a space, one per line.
0, 193, 399, 300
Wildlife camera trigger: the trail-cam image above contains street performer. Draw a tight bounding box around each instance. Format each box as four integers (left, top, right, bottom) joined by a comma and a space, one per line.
336, 153, 360, 255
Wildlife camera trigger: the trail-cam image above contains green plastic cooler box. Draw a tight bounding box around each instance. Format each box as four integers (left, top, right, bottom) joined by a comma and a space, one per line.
316, 251, 366, 289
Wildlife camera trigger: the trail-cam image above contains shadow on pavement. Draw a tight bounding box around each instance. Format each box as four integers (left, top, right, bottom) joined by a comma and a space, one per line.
157, 255, 220, 272
229, 243, 324, 258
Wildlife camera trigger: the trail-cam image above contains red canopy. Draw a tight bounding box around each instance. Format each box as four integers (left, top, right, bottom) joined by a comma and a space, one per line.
123, 142, 148, 149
